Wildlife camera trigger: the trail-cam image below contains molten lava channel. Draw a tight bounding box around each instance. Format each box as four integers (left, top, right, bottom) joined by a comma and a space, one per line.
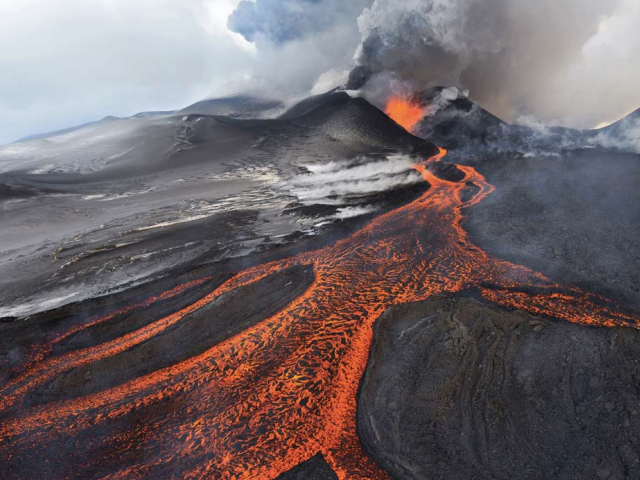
0, 149, 637, 479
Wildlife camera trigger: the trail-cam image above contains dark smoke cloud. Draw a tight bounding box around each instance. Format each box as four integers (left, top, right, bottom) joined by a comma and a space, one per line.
354, 0, 640, 128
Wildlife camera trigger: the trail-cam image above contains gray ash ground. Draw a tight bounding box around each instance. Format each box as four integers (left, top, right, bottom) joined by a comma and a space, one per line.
1, 89, 639, 479
0, 91, 427, 318
465, 149, 640, 310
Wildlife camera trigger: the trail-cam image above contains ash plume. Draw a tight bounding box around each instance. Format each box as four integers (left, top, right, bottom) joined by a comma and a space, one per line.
351, 0, 640, 129
225, 0, 640, 130
227, 0, 372, 95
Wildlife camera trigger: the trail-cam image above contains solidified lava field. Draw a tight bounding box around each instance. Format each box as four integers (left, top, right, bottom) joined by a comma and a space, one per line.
1, 92, 639, 479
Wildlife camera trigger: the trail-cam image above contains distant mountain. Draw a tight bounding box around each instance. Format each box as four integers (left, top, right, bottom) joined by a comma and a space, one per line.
600, 107, 640, 134
13, 116, 122, 144
413, 87, 505, 149
13, 112, 175, 145
178, 94, 283, 117
8, 93, 283, 146
590, 108, 640, 153
411, 86, 640, 158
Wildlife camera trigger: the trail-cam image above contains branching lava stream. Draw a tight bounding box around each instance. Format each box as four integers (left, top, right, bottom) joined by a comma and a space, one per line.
0, 149, 637, 479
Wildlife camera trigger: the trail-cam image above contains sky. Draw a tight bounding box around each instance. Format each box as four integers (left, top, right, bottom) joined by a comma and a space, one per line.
0, 0, 365, 145
1, 0, 640, 145
0, 0, 256, 144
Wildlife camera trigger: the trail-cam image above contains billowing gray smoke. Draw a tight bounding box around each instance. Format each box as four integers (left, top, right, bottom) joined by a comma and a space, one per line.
227, 0, 372, 95
353, 0, 640, 128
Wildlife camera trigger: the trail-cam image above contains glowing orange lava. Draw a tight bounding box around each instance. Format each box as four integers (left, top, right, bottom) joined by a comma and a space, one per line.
385, 96, 424, 132
0, 148, 637, 479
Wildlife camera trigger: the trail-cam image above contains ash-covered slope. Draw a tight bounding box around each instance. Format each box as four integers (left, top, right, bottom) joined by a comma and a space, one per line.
591, 107, 640, 153
414, 86, 505, 149
359, 294, 640, 480
415, 85, 640, 312
0, 91, 428, 181
0, 91, 436, 317
412, 87, 639, 159
178, 93, 284, 117
282, 90, 433, 155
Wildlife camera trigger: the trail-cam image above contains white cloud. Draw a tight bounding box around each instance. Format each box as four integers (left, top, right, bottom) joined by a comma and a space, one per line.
0, 0, 253, 144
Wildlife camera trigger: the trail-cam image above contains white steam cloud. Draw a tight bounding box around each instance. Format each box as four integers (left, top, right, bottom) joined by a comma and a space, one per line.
285, 155, 422, 204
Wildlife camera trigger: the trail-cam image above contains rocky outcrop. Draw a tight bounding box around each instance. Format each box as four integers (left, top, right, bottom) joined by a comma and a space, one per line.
276, 454, 338, 480
358, 295, 640, 480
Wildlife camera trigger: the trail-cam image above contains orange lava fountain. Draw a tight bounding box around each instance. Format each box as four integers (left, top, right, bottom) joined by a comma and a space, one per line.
385, 96, 424, 132
0, 149, 637, 479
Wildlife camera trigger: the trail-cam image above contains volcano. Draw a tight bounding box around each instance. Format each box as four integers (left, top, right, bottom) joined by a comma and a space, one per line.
402, 86, 608, 159
1, 90, 639, 479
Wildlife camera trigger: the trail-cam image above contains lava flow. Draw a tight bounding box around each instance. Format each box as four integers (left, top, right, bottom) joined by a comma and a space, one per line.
385, 96, 424, 132
0, 149, 637, 479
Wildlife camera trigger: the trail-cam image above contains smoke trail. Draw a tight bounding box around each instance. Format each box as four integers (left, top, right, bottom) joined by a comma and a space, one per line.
285, 155, 422, 204
228, 0, 371, 95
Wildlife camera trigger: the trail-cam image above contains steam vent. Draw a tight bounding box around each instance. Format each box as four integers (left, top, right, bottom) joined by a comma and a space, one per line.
2, 2, 640, 479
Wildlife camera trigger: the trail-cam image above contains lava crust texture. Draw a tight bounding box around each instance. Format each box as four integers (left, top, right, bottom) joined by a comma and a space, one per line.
358, 295, 640, 480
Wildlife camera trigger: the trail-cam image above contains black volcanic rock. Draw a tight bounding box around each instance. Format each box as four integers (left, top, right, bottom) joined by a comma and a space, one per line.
358, 295, 640, 480
412, 87, 588, 159
413, 87, 515, 155
599, 108, 640, 136
425, 161, 466, 182
275, 454, 338, 480
416, 87, 504, 135
0, 179, 48, 199
414, 86, 639, 157
280, 89, 346, 120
